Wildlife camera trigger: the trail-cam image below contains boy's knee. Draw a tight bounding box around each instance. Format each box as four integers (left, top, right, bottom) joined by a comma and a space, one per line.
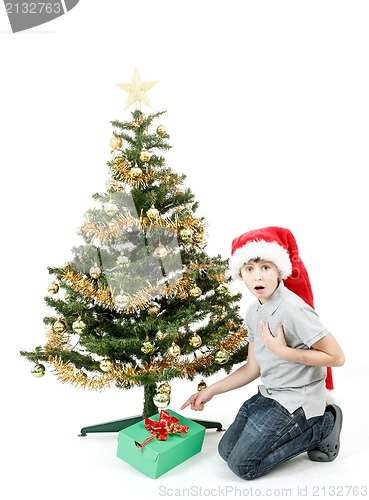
227, 455, 260, 480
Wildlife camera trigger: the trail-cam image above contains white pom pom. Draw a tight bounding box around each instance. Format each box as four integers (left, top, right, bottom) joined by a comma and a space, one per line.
326, 388, 343, 406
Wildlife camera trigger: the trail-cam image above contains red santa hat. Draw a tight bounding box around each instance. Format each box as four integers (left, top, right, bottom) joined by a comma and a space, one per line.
230, 226, 333, 390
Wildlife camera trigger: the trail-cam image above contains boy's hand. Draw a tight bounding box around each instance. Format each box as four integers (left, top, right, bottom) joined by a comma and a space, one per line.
261, 322, 288, 357
181, 387, 213, 411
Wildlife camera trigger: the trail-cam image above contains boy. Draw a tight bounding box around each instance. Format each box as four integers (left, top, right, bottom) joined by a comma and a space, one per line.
181, 227, 345, 480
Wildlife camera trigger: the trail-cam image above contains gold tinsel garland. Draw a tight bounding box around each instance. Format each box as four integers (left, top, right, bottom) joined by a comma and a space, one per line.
49, 356, 118, 391
59, 265, 156, 312
110, 157, 155, 189
44, 326, 71, 351
59, 266, 114, 308
46, 327, 248, 391
79, 210, 205, 246
79, 211, 138, 244
146, 327, 248, 379
58, 265, 206, 313
159, 172, 181, 185
107, 160, 182, 193
110, 155, 182, 189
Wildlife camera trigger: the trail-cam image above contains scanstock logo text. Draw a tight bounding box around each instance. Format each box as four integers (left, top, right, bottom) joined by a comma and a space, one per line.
4, 1, 79, 32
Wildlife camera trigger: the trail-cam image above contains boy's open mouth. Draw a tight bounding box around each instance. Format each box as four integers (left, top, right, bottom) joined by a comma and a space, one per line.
254, 286, 264, 290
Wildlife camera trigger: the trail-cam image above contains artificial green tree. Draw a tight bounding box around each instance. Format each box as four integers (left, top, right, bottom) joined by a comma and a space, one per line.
21, 71, 248, 423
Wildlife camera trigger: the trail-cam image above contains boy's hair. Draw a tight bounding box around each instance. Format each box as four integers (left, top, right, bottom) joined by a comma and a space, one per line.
242, 257, 282, 277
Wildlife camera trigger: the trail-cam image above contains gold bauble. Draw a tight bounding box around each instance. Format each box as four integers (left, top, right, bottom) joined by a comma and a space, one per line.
158, 382, 172, 394
100, 357, 113, 372
156, 124, 167, 137
89, 264, 102, 279
72, 318, 86, 334
153, 391, 170, 409
114, 292, 130, 310
214, 349, 230, 365
141, 340, 155, 355
147, 304, 160, 316
189, 285, 202, 298
31, 363, 45, 378
110, 136, 123, 149
53, 319, 66, 334
139, 149, 151, 163
189, 334, 202, 348
130, 165, 143, 177
167, 342, 181, 358
146, 205, 159, 219
197, 380, 207, 391
48, 281, 59, 294
179, 228, 193, 242
103, 202, 119, 216
153, 245, 168, 259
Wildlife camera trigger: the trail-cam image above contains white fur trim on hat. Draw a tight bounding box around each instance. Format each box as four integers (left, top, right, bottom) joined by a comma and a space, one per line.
229, 240, 292, 280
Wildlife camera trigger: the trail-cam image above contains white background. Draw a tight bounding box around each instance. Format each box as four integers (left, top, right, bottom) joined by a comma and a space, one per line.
1, 1, 368, 499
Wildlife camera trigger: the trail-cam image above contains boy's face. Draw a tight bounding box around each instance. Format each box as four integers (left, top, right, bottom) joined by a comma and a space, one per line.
240, 259, 280, 304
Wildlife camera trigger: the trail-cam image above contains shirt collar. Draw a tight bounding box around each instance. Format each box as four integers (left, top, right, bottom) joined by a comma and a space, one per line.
259, 281, 288, 315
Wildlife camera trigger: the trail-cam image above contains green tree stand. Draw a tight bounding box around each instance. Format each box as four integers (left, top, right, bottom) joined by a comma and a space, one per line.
79, 385, 224, 436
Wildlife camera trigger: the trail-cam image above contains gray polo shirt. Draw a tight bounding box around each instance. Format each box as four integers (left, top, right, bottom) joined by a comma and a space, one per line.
246, 281, 329, 418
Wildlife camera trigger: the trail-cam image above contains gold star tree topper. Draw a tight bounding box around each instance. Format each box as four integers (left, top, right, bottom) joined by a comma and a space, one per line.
115, 68, 158, 110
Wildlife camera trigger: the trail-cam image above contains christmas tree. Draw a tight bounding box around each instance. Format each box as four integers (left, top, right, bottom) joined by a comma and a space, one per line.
20, 70, 248, 419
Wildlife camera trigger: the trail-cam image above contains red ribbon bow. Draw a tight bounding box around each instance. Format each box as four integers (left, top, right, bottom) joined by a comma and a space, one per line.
135, 410, 189, 450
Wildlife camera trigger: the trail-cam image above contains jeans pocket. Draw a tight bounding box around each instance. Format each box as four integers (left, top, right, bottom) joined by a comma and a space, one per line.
270, 408, 304, 451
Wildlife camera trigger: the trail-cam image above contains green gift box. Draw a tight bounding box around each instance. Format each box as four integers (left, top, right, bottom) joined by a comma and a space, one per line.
116, 409, 205, 478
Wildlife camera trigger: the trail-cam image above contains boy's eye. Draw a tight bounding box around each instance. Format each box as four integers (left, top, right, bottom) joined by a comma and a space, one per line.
262, 265, 270, 270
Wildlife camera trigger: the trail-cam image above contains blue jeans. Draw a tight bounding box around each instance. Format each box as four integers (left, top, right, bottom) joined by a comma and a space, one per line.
218, 391, 334, 480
